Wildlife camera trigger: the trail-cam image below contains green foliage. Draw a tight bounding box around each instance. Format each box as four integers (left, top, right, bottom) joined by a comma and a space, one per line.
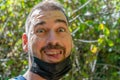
0, 0, 120, 80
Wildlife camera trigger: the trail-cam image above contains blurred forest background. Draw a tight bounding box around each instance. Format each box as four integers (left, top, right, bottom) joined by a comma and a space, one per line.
0, 0, 120, 80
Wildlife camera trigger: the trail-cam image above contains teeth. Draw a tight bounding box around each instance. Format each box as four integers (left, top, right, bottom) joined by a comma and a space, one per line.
44, 51, 59, 55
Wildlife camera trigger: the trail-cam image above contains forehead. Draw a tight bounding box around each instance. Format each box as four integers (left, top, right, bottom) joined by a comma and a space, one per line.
30, 10, 67, 24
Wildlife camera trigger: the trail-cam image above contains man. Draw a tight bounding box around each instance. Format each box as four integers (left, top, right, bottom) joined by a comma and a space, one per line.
13, 0, 73, 80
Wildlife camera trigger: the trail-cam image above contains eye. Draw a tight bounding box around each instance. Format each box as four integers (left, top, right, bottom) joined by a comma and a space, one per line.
58, 27, 66, 32
36, 29, 45, 33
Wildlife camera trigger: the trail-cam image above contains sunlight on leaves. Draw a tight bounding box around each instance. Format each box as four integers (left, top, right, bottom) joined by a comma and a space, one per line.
99, 23, 104, 30
90, 44, 98, 54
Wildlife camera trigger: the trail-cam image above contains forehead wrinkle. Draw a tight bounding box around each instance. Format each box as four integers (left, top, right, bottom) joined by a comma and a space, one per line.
34, 21, 46, 29
31, 15, 45, 27
30, 10, 68, 28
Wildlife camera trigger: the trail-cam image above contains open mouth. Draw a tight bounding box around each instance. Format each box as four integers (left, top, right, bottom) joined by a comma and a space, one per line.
40, 49, 64, 61
43, 50, 63, 55
40, 43, 66, 59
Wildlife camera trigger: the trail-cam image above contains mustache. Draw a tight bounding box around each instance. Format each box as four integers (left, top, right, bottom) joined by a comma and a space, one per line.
40, 43, 66, 54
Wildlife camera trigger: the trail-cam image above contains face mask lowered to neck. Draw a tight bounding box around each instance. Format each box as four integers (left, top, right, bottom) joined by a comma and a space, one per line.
30, 56, 72, 80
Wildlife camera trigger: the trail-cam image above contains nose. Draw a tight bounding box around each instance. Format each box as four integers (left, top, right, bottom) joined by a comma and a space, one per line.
46, 31, 59, 45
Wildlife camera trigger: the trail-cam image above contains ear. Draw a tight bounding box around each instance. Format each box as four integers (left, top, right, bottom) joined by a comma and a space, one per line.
22, 33, 28, 52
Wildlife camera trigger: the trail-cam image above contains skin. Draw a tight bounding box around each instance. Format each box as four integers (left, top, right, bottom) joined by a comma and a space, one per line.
22, 10, 73, 79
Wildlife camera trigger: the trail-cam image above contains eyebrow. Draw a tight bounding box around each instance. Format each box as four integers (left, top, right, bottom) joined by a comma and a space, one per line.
34, 21, 46, 27
34, 19, 67, 27
55, 19, 67, 26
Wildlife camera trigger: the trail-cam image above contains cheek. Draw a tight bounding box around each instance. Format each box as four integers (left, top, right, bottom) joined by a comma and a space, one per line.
66, 40, 72, 52
30, 36, 45, 53
62, 35, 72, 56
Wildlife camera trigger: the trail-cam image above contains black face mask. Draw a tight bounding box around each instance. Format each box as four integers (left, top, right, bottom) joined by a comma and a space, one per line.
30, 56, 72, 80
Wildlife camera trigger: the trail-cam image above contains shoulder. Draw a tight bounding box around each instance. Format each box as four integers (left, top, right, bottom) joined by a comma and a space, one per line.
9, 75, 26, 80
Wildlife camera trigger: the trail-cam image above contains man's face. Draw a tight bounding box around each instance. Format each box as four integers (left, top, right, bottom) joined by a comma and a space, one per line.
26, 10, 73, 63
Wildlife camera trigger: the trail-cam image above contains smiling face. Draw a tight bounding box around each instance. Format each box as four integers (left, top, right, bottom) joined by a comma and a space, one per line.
23, 10, 73, 63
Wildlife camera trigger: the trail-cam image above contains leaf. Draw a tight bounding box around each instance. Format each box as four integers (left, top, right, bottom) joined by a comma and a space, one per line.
107, 39, 114, 47
98, 37, 104, 44
116, 38, 120, 43
90, 44, 98, 54
1, 5, 6, 10
99, 23, 104, 30
104, 27, 110, 37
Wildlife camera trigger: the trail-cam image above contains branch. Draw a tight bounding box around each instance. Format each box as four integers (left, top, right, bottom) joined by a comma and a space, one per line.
71, 0, 92, 16
0, 59, 9, 62
69, 14, 80, 23
97, 63, 120, 70
90, 53, 98, 72
74, 39, 98, 43
71, 27, 80, 36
